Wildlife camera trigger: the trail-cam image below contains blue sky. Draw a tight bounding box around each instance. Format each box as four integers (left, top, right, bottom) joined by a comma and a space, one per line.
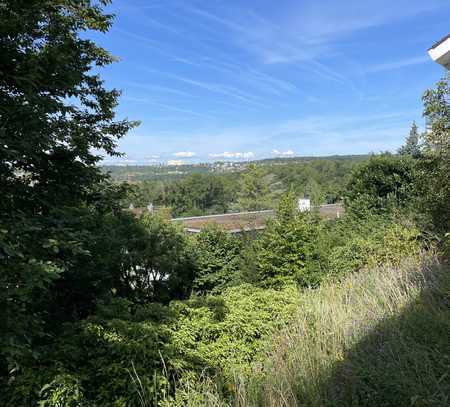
94, 0, 450, 164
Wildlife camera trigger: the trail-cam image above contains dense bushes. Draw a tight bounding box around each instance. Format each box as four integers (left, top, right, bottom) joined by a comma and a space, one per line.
344, 154, 416, 213
192, 255, 450, 407
192, 226, 243, 294
162, 174, 235, 217
3, 285, 299, 406
327, 218, 421, 278
169, 284, 299, 380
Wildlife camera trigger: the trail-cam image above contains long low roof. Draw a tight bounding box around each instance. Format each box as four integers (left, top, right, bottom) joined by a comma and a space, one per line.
172, 203, 344, 233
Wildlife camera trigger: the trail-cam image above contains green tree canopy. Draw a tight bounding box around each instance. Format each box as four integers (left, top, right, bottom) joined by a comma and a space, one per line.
166, 173, 232, 216
344, 154, 415, 213
398, 121, 421, 158
192, 225, 242, 294
415, 73, 450, 235
123, 213, 196, 303
237, 164, 271, 211
243, 192, 327, 288
422, 73, 450, 152
0, 0, 137, 383
0, 0, 137, 210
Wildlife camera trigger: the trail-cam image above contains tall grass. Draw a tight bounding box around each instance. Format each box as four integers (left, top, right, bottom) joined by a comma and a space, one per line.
164, 255, 450, 406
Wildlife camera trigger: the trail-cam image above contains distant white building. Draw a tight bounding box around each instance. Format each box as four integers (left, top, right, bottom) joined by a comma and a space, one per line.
428, 34, 450, 70
298, 198, 311, 212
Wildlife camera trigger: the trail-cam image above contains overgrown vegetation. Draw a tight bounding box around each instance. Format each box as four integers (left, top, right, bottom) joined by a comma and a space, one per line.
172, 255, 449, 407
1, 1, 449, 406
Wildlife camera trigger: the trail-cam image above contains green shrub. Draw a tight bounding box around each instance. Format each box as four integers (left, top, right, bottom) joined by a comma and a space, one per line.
444, 233, 450, 258
242, 193, 329, 288
168, 284, 299, 380
5, 283, 299, 406
38, 374, 86, 407
328, 221, 421, 277
344, 154, 416, 214
192, 226, 243, 294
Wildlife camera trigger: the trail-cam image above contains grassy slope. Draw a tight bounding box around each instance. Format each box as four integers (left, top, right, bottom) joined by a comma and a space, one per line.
175, 256, 450, 406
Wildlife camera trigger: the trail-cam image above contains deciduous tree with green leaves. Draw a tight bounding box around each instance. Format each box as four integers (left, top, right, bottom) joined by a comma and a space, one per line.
123, 213, 196, 304
344, 154, 415, 214
415, 73, 450, 235
192, 225, 242, 294
0, 0, 137, 390
237, 164, 271, 211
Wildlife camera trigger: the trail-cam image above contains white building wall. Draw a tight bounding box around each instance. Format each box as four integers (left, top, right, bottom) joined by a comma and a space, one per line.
298, 198, 311, 212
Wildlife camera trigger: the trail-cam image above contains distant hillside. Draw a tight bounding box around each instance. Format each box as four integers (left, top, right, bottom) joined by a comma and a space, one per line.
101, 154, 370, 182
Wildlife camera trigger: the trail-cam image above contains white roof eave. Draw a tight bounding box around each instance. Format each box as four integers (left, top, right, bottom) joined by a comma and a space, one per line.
428, 38, 450, 69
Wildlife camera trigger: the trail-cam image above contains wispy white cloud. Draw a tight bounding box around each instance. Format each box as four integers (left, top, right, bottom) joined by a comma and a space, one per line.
186, 7, 245, 33
209, 151, 255, 159
196, 58, 300, 95
167, 159, 186, 166
122, 81, 195, 98
366, 56, 429, 73
179, 0, 443, 87
113, 106, 422, 162
180, 3, 348, 84
116, 16, 300, 98
194, 110, 417, 154
138, 64, 285, 109
140, 16, 181, 34
173, 151, 196, 158
115, 27, 203, 67
167, 75, 267, 107
272, 149, 295, 157
121, 96, 216, 120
